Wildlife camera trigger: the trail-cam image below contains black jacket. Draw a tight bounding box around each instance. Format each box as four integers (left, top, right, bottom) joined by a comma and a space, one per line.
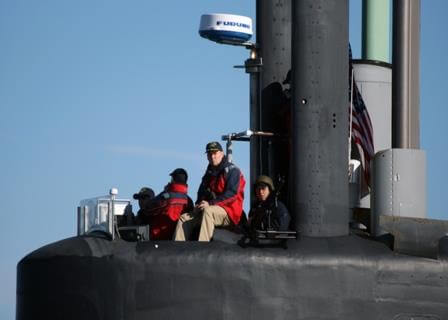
248, 196, 290, 231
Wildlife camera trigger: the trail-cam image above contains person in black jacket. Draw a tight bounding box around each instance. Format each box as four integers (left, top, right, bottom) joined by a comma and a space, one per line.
133, 187, 155, 224
248, 175, 290, 232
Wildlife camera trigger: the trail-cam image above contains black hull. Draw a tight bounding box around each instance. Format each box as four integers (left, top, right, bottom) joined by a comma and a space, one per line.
17, 235, 448, 320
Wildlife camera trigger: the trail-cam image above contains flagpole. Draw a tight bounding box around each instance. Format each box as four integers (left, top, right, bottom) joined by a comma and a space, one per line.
349, 67, 354, 167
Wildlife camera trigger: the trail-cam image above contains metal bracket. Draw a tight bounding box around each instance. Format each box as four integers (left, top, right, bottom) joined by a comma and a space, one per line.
221, 130, 274, 163
217, 39, 258, 50
221, 129, 274, 142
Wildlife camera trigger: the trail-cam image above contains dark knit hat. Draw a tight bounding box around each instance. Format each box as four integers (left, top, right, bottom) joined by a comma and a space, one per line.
170, 168, 188, 184
133, 187, 155, 200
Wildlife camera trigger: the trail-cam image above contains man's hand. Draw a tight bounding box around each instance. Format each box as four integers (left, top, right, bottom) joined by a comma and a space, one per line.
196, 200, 210, 210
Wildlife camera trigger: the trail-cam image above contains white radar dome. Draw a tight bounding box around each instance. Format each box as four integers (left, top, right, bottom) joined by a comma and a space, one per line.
199, 13, 253, 44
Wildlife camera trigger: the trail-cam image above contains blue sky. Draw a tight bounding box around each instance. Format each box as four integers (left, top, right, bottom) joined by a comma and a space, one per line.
1, 1, 447, 318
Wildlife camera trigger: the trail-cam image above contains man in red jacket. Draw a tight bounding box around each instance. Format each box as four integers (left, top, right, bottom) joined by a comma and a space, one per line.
139, 168, 193, 240
174, 141, 245, 241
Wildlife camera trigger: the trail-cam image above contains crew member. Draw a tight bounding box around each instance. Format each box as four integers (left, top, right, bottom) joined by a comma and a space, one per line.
140, 168, 193, 240
133, 187, 156, 224
174, 141, 245, 241
248, 175, 290, 232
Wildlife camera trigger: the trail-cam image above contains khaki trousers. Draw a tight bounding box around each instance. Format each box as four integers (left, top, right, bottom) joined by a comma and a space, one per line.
174, 205, 231, 242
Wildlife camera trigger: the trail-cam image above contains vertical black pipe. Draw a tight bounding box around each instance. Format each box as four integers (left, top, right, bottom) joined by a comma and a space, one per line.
247, 53, 262, 205
256, 0, 291, 204
392, 0, 421, 149
291, 0, 349, 236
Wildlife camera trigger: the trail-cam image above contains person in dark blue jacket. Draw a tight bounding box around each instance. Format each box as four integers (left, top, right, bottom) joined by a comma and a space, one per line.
248, 175, 290, 232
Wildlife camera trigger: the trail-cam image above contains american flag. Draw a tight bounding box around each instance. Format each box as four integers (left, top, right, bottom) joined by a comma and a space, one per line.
349, 47, 374, 187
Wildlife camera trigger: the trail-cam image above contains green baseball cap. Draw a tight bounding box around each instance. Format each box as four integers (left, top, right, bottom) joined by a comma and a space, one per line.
205, 141, 223, 153
254, 175, 275, 191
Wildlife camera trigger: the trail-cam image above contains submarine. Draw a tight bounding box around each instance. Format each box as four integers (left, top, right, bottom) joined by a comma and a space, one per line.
16, 1, 448, 319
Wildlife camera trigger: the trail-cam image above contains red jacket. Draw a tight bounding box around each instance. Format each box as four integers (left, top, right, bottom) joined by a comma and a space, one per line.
197, 158, 245, 225
145, 183, 193, 240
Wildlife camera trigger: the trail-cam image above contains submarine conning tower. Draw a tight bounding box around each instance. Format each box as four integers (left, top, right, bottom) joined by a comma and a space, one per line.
255, 0, 349, 237
16, 1, 448, 320
290, 0, 349, 237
